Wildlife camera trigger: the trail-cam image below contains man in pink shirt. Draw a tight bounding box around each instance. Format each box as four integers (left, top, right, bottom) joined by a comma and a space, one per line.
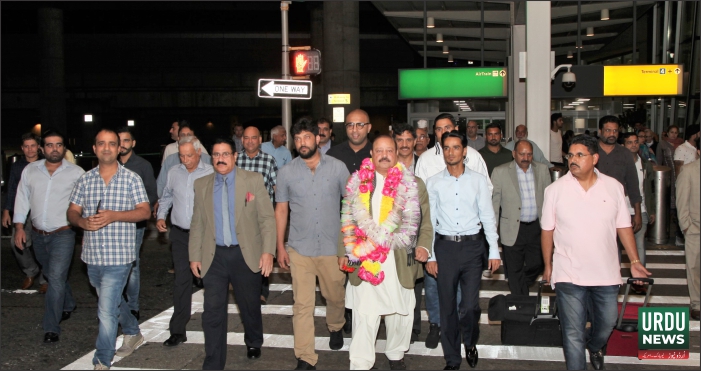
541, 135, 650, 370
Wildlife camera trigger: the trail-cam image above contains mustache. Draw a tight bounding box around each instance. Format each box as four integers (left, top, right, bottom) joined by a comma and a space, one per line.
400, 147, 410, 151
319, 134, 326, 138
569, 163, 580, 169
216, 161, 227, 165
379, 157, 390, 162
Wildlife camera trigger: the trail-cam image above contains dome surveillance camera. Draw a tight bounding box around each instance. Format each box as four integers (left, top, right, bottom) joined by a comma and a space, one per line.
562, 71, 576, 88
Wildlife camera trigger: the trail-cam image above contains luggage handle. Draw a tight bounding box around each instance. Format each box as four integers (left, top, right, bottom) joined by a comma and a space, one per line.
532, 280, 557, 324
617, 277, 655, 330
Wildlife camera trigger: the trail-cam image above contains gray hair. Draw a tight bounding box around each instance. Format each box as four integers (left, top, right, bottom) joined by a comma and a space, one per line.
270, 125, 285, 136
179, 135, 203, 151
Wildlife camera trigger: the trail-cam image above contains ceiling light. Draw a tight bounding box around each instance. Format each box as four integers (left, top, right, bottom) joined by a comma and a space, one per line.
84, 114, 93, 122
447, 54, 454, 63
467, 60, 474, 65
567, 51, 573, 58
127, 120, 135, 127
601, 9, 609, 21
587, 27, 594, 37
436, 33, 443, 43
443, 45, 449, 54
427, 17, 435, 28
577, 98, 590, 101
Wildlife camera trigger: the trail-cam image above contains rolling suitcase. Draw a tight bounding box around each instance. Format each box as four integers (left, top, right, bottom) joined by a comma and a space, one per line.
606, 277, 654, 357
488, 280, 563, 346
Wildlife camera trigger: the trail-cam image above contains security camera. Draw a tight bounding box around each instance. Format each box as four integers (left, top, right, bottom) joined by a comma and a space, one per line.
551, 64, 575, 88
562, 71, 576, 88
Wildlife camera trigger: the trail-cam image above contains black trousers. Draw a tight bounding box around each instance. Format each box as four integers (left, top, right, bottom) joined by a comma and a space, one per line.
435, 238, 485, 367
502, 220, 544, 296
202, 245, 263, 370
169, 227, 194, 335
413, 277, 424, 333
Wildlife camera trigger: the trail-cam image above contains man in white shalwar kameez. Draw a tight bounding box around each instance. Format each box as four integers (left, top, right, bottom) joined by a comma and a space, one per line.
338, 136, 434, 370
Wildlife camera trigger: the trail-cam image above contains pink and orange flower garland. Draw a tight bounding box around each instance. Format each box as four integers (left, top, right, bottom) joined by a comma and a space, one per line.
341, 158, 421, 285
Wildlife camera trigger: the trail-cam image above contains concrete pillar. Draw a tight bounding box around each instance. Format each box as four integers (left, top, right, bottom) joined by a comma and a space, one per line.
525, 2, 551, 156
323, 1, 360, 142
309, 3, 325, 120
38, 8, 67, 135
509, 25, 526, 139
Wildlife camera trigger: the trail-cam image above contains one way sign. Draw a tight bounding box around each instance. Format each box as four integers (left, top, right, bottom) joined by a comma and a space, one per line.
258, 79, 313, 99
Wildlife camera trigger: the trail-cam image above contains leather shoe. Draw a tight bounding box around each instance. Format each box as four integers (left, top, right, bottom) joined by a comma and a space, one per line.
246, 347, 261, 359
21, 276, 34, 290
163, 334, 187, 347
466, 346, 479, 368
443, 366, 460, 370
38, 283, 48, 294
295, 359, 316, 370
589, 348, 605, 370
44, 332, 59, 343
691, 309, 700, 321
388, 358, 406, 370
343, 310, 352, 334
61, 310, 72, 322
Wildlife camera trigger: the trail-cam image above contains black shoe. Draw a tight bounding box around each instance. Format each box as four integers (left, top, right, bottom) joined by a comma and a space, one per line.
425, 323, 440, 349
466, 346, 478, 368
329, 330, 343, 350
295, 358, 316, 370
410, 329, 419, 344
163, 334, 187, 347
443, 366, 460, 370
131, 310, 140, 321
44, 332, 59, 343
691, 309, 700, 321
343, 310, 352, 334
389, 358, 406, 370
589, 348, 605, 370
61, 310, 72, 322
193, 277, 204, 288
246, 347, 261, 359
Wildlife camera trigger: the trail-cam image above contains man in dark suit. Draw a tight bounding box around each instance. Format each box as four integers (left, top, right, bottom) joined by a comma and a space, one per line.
189, 137, 276, 370
491, 140, 551, 295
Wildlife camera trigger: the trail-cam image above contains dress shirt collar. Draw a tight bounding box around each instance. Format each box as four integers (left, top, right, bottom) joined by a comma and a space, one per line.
216, 170, 235, 184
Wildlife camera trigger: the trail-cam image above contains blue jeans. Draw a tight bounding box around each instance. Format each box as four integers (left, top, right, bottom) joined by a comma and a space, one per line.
125, 227, 145, 313
423, 267, 462, 326
88, 263, 140, 368
634, 212, 649, 266
31, 228, 76, 334
556, 283, 619, 370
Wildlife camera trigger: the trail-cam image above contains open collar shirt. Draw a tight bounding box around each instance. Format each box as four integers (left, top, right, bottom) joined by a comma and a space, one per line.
157, 159, 213, 230
70, 165, 149, 266
13, 159, 85, 231
414, 144, 493, 193
260, 141, 291, 169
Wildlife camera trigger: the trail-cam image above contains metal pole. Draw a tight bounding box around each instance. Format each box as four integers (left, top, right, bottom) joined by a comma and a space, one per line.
670, 1, 683, 128
659, 1, 671, 131
651, 3, 658, 132
648, 166, 671, 244
423, 1, 427, 68
577, 1, 581, 64
685, 2, 699, 130
281, 1, 292, 151
633, 2, 637, 63
481, 1, 485, 66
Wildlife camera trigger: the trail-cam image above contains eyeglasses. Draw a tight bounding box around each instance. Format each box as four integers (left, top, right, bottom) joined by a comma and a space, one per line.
212, 152, 232, 158
345, 122, 369, 129
564, 153, 593, 160
418, 135, 428, 140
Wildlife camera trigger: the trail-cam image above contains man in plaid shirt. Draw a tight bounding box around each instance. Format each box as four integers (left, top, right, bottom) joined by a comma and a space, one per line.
236, 126, 278, 304
67, 129, 151, 370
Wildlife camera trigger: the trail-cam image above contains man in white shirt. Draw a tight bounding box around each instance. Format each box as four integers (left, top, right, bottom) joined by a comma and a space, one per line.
674, 124, 700, 175
162, 120, 180, 165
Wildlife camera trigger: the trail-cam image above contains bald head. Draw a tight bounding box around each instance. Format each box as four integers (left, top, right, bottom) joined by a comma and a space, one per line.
515, 125, 528, 141
242, 126, 262, 157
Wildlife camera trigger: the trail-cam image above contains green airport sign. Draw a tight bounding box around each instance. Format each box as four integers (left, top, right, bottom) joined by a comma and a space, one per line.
398, 67, 507, 100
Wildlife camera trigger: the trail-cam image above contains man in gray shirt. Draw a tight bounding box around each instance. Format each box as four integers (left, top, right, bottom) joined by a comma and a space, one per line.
275, 117, 350, 370
13, 130, 85, 343
466, 120, 485, 150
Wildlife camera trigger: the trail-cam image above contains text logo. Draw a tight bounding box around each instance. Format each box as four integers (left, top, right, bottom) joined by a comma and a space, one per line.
639, 307, 689, 359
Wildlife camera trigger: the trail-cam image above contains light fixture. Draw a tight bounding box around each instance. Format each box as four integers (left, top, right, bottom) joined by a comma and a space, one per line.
127, 120, 135, 127
427, 16, 435, 28
447, 54, 454, 63
567, 51, 573, 59
669, 52, 675, 58
601, 9, 609, 21
443, 45, 449, 54
577, 98, 590, 101
587, 27, 594, 37
84, 114, 93, 122
436, 33, 443, 43
467, 60, 474, 65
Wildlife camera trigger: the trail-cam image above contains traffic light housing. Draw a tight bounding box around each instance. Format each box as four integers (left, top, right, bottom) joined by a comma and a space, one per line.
290, 49, 321, 76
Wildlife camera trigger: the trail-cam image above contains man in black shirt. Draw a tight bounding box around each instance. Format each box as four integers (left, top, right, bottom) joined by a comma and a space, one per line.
326, 109, 372, 174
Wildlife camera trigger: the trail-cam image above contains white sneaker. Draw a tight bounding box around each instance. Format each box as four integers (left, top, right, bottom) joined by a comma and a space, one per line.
94, 360, 110, 370
115, 333, 144, 357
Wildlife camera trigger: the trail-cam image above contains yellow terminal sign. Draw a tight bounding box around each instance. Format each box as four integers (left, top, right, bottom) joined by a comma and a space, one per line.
328, 94, 351, 105
604, 65, 683, 96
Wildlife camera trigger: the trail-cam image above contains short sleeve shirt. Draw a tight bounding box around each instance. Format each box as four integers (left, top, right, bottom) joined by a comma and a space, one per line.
674, 141, 699, 165
70, 166, 149, 266
540, 169, 631, 287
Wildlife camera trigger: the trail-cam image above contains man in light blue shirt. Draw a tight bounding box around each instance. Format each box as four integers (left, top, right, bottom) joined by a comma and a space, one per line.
425, 130, 500, 370
157, 125, 211, 198
261, 125, 291, 168
156, 136, 213, 347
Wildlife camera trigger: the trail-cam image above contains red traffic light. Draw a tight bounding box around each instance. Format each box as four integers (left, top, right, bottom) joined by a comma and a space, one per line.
290, 49, 321, 76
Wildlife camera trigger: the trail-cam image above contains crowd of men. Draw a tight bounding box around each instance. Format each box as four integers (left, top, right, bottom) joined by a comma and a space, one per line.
2, 109, 699, 371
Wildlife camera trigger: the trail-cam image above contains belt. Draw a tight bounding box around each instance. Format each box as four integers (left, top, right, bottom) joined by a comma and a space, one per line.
32, 225, 71, 236
172, 225, 190, 233
436, 233, 482, 242
520, 219, 538, 226
216, 244, 240, 248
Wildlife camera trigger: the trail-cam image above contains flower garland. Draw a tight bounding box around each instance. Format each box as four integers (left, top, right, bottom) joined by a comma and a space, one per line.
341, 158, 421, 285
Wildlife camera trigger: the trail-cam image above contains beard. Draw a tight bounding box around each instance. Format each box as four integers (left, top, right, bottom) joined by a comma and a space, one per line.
298, 143, 318, 159
120, 147, 133, 156
45, 150, 64, 163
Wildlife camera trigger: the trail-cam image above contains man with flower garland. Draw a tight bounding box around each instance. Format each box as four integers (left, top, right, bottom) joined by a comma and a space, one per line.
338, 135, 433, 370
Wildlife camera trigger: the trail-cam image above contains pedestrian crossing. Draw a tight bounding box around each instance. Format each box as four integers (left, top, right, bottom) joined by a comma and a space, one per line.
62, 248, 698, 370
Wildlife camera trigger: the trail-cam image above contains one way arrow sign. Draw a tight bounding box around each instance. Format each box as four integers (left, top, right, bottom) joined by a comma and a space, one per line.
258, 79, 313, 99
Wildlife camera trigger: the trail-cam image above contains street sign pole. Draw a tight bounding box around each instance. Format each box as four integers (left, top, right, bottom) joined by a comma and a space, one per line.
281, 1, 292, 151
